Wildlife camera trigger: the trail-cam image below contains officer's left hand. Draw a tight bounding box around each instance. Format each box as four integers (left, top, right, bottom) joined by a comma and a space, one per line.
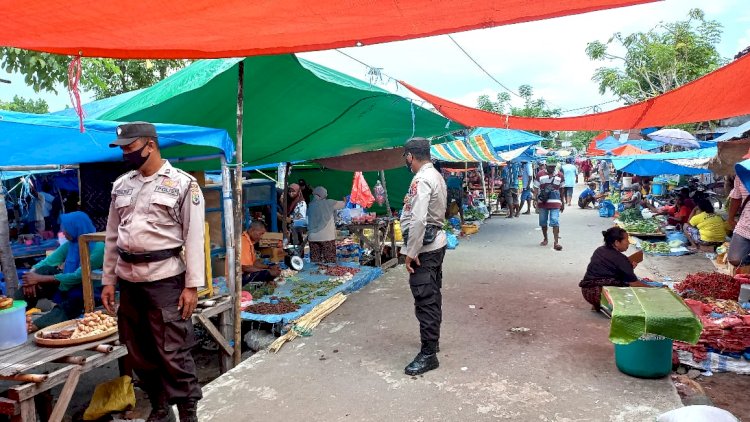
178, 287, 198, 320
405, 255, 420, 274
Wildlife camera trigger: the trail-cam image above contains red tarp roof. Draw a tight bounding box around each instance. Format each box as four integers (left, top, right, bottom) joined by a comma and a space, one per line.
401, 52, 750, 130
610, 145, 651, 156
593, 131, 610, 142
0, 0, 658, 58
586, 140, 606, 156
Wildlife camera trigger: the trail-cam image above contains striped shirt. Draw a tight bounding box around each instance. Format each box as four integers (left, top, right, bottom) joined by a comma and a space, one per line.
730, 176, 750, 240
534, 170, 565, 209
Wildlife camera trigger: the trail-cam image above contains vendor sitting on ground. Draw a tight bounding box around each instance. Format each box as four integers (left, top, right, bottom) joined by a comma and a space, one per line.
683, 199, 726, 251
644, 187, 695, 226
307, 186, 345, 263
621, 183, 643, 209
15, 211, 104, 331
241, 220, 281, 285
578, 182, 606, 209
579, 227, 649, 311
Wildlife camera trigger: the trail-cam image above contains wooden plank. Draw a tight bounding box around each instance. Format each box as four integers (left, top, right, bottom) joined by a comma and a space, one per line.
0, 397, 18, 416
193, 298, 232, 320
0, 374, 47, 383
79, 235, 95, 313
7, 346, 127, 402
48, 365, 82, 422
195, 314, 233, 356
10, 399, 35, 422
0, 335, 118, 377
218, 304, 233, 374
381, 258, 398, 270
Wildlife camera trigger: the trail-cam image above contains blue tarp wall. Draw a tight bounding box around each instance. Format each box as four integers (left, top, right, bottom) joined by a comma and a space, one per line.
0, 111, 234, 166
469, 128, 544, 152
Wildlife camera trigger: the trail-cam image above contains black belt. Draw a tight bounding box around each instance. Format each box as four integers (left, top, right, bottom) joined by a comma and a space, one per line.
118, 247, 182, 264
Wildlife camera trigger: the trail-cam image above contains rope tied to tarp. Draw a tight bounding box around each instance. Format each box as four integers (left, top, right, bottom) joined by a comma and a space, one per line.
67, 55, 85, 133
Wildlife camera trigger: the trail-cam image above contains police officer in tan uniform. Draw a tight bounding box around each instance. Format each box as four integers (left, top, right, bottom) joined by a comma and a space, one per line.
400, 137, 447, 376
101, 122, 204, 422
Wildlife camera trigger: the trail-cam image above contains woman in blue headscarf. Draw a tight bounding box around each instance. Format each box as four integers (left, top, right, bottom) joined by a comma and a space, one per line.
15, 211, 105, 330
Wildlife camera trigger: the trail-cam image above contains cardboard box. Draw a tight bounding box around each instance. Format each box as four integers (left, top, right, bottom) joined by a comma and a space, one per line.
259, 247, 285, 263
259, 232, 283, 248
629, 250, 644, 265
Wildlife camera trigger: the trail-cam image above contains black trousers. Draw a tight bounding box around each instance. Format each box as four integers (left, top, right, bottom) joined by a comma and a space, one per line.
408, 247, 446, 345
118, 273, 202, 404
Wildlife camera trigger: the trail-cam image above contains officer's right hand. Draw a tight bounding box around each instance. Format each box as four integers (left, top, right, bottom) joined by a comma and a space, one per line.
102, 285, 116, 314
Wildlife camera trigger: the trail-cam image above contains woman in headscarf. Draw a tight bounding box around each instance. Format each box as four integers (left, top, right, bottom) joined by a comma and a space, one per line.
16, 211, 105, 331
277, 183, 307, 245
307, 186, 345, 263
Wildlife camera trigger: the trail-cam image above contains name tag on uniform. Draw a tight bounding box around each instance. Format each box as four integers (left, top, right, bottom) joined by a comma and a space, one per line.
114, 189, 133, 196
154, 186, 179, 197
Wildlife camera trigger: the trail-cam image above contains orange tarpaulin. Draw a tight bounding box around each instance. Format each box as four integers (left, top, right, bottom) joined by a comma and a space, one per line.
610, 145, 651, 156
586, 140, 606, 156
0, 0, 657, 59
400, 53, 750, 130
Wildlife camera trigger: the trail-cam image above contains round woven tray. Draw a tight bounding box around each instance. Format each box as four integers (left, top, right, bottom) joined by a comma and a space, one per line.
34, 319, 118, 347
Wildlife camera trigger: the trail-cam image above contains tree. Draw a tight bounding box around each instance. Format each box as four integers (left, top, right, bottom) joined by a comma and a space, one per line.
477, 85, 561, 142
585, 8, 724, 104
0, 95, 49, 113
1, 48, 189, 99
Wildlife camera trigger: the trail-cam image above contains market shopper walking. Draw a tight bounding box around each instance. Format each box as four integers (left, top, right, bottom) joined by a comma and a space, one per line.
534, 159, 565, 251
400, 137, 447, 376
561, 158, 578, 206
501, 161, 520, 218
101, 122, 205, 422
727, 175, 750, 266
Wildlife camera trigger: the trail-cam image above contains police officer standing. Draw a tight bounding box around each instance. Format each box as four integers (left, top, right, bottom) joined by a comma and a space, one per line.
400, 137, 448, 376
101, 122, 205, 422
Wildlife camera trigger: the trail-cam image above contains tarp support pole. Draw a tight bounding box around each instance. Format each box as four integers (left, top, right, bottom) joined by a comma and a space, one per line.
281, 163, 289, 241
233, 61, 245, 366
0, 192, 18, 297
0, 165, 78, 171
220, 155, 235, 371
379, 170, 391, 215
478, 163, 488, 204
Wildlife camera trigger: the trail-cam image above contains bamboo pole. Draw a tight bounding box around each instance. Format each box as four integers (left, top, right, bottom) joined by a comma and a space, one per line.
478, 163, 488, 204
233, 61, 245, 366
379, 170, 391, 216
0, 192, 19, 297
281, 163, 289, 241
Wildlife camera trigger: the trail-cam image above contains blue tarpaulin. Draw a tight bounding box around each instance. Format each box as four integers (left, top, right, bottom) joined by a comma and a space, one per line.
469, 128, 544, 152
714, 121, 750, 142
50, 90, 144, 119
736, 160, 750, 192
618, 160, 709, 176
597, 136, 662, 152
0, 111, 234, 166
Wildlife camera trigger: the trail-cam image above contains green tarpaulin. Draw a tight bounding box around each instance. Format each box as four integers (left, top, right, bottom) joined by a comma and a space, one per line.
100, 55, 463, 170
603, 287, 702, 345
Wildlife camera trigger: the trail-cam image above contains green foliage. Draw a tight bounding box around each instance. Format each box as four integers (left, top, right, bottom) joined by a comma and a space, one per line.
1, 48, 190, 99
0, 95, 49, 114
586, 8, 725, 104
561, 130, 599, 152
477, 85, 561, 141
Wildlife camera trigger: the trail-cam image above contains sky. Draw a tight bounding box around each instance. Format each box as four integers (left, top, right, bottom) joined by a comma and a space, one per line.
2, 0, 749, 116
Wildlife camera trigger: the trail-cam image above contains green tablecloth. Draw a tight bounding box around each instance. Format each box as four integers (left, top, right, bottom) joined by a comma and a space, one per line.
603, 287, 702, 345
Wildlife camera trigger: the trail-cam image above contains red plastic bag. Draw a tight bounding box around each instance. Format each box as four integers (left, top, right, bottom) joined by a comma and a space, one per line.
350, 172, 375, 208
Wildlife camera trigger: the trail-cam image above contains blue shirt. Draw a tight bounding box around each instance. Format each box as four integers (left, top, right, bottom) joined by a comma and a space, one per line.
501, 163, 520, 190
561, 164, 577, 188
579, 188, 596, 200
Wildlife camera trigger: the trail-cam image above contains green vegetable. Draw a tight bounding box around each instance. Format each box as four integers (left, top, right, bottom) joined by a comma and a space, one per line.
619, 208, 643, 223
622, 219, 660, 234
642, 241, 671, 254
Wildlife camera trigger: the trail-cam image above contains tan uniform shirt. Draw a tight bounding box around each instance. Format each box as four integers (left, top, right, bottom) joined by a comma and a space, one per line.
102, 160, 206, 288
400, 163, 447, 258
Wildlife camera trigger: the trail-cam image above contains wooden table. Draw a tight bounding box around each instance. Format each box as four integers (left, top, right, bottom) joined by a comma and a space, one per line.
0, 335, 126, 422
344, 220, 397, 268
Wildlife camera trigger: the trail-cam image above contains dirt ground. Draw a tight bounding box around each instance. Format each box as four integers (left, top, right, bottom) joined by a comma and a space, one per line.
697, 373, 750, 420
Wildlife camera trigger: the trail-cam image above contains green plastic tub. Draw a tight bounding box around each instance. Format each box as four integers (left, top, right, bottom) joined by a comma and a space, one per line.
614, 336, 673, 378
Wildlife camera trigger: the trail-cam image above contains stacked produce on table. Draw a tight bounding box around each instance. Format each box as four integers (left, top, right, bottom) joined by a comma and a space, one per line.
673, 272, 750, 363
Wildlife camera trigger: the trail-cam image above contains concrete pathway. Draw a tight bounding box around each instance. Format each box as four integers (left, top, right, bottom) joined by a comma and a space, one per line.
200, 193, 682, 421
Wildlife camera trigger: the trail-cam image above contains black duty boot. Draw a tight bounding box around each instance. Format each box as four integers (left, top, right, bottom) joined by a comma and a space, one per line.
146, 396, 176, 422
405, 352, 439, 376
177, 399, 198, 422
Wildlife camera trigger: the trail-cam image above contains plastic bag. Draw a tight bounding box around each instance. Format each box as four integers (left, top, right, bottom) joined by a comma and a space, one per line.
373, 180, 386, 206
84, 375, 136, 420
446, 232, 459, 250
599, 200, 615, 218
656, 405, 738, 422
350, 172, 375, 208
666, 232, 688, 246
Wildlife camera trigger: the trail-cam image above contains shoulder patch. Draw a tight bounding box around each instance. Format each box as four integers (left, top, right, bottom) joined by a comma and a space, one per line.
175, 168, 197, 182
190, 182, 201, 205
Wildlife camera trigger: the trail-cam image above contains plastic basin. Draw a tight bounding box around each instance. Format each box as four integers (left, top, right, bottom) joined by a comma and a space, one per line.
0, 300, 27, 350
651, 183, 665, 196
614, 336, 673, 378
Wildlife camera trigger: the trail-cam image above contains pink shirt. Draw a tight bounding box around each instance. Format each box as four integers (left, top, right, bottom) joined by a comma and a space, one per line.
730, 176, 750, 240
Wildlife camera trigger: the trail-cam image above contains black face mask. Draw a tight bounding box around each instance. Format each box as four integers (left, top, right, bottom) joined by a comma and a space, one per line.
123, 142, 150, 170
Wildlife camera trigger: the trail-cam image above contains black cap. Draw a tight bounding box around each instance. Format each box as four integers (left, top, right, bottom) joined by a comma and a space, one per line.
403, 137, 431, 155
110, 122, 158, 148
